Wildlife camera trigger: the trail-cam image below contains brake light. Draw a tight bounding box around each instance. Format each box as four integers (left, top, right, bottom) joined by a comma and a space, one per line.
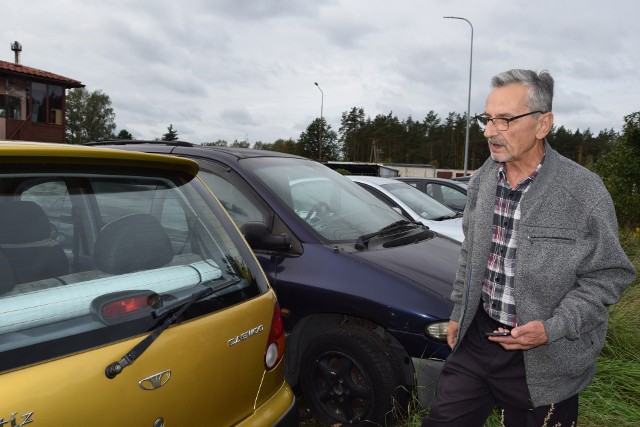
102, 295, 154, 317
91, 291, 160, 325
264, 302, 285, 370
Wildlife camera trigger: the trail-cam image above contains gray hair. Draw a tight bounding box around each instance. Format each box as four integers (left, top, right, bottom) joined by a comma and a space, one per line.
491, 69, 554, 113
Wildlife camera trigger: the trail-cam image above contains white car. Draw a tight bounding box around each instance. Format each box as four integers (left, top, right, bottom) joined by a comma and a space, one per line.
348, 175, 464, 242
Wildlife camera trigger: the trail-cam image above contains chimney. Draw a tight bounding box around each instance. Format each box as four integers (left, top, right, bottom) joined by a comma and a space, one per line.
11, 41, 22, 64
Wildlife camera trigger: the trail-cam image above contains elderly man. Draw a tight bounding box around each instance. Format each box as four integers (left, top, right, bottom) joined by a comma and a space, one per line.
423, 69, 636, 427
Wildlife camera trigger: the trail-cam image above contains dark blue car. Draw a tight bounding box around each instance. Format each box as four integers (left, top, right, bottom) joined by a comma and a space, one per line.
86, 141, 460, 426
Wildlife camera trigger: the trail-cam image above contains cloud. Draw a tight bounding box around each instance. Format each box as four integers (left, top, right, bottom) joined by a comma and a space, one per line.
220, 108, 258, 126
2, 0, 639, 144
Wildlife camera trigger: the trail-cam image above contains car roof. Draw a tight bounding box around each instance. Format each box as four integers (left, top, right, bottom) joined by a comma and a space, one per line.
396, 176, 466, 186
348, 175, 400, 185
1, 140, 199, 177
397, 177, 454, 182
84, 139, 308, 161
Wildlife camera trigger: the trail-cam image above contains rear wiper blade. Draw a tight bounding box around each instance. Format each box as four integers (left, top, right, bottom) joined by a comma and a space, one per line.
105, 278, 241, 379
355, 220, 422, 250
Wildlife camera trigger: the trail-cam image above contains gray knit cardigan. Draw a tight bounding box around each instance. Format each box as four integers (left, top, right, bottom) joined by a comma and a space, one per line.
450, 141, 636, 406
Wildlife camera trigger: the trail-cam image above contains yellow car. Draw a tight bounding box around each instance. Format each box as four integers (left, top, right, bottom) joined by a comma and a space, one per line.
0, 142, 297, 426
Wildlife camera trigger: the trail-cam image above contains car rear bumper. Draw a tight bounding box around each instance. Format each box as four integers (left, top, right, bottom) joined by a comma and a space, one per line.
235, 381, 298, 426
272, 395, 299, 426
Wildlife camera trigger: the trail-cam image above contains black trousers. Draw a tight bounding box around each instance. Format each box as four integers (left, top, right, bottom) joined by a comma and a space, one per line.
423, 306, 578, 427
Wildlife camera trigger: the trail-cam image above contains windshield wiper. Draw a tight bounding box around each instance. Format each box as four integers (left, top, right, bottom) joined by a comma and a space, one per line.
105, 278, 241, 379
355, 220, 422, 250
431, 214, 459, 221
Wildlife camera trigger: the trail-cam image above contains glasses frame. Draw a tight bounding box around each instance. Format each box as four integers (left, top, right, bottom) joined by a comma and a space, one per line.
474, 110, 544, 131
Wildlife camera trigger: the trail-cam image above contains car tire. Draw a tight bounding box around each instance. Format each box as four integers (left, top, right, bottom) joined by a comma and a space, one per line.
299, 324, 403, 426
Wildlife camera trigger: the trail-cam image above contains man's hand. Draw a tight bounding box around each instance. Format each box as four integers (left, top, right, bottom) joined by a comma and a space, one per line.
488, 320, 548, 350
447, 320, 459, 349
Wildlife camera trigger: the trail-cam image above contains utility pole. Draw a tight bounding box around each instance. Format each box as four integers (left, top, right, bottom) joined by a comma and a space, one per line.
314, 82, 324, 161
444, 16, 473, 176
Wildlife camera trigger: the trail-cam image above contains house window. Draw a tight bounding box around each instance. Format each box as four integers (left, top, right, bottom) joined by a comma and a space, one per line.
32, 82, 46, 123
7, 79, 29, 120
31, 82, 63, 125
0, 78, 5, 118
48, 85, 63, 124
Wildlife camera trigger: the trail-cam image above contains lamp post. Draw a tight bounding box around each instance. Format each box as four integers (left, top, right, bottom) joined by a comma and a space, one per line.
314, 82, 324, 161
444, 16, 473, 176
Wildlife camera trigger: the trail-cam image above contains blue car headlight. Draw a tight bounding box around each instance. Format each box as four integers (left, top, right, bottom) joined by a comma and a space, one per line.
426, 321, 449, 341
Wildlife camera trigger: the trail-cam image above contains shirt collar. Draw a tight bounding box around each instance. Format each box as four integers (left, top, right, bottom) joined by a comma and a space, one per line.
498, 153, 546, 188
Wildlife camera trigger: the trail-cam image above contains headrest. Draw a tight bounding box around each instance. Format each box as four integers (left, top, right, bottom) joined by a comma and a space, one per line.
0, 249, 16, 293
94, 214, 174, 274
0, 201, 52, 244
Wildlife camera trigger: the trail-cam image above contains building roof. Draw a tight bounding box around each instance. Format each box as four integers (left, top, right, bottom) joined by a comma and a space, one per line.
0, 59, 83, 88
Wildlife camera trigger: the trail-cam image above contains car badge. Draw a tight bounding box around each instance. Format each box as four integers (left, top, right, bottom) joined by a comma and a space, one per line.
138, 369, 172, 391
228, 324, 264, 346
0, 411, 34, 426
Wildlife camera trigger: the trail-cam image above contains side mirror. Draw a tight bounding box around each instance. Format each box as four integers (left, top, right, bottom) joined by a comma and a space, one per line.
240, 222, 291, 251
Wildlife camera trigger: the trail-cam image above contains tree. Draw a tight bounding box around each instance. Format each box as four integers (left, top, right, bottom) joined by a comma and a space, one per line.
162, 124, 179, 141
65, 88, 116, 144
269, 138, 298, 154
202, 139, 228, 146
367, 112, 405, 162
298, 118, 339, 161
592, 112, 640, 227
115, 129, 133, 140
339, 107, 367, 161
231, 140, 250, 148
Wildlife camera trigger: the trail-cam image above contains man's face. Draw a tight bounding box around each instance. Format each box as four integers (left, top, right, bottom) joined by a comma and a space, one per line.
483, 83, 545, 164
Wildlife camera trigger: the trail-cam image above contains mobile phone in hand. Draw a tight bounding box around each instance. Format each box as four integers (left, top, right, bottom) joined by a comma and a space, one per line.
485, 331, 511, 337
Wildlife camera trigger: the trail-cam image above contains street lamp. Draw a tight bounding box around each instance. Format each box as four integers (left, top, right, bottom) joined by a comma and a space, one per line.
314, 82, 324, 161
444, 16, 473, 176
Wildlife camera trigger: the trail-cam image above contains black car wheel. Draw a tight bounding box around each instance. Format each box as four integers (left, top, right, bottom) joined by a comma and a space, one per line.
299, 325, 403, 426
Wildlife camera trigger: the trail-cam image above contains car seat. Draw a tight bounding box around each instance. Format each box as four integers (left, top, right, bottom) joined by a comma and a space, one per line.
0, 200, 69, 287
93, 213, 174, 275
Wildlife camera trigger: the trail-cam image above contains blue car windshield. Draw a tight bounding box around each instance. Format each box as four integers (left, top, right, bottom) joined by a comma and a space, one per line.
244, 158, 406, 242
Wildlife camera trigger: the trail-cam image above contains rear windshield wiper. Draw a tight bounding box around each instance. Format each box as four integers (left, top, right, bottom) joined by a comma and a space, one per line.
355, 220, 423, 250
105, 278, 241, 379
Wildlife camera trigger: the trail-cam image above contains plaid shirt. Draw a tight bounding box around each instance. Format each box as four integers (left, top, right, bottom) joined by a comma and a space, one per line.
481, 157, 544, 327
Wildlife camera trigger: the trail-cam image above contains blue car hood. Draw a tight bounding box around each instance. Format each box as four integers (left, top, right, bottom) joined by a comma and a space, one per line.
349, 235, 460, 300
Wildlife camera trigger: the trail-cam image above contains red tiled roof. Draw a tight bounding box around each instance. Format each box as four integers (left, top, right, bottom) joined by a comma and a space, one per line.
0, 59, 83, 88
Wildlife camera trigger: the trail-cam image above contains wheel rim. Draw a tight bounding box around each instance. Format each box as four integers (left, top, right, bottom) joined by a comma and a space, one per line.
310, 350, 373, 424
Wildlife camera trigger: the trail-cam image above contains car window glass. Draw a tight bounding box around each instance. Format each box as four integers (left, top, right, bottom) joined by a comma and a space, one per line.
21, 179, 74, 252
440, 185, 467, 211
195, 167, 269, 228
425, 183, 436, 198
0, 170, 262, 373
382, 183, 455, 220
243, 157, 405, 242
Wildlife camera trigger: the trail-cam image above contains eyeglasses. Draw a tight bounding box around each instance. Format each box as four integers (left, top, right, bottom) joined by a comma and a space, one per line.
474, 111, 544, 131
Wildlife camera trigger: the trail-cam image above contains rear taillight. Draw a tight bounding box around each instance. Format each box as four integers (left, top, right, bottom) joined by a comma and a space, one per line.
264, 302, 285, 370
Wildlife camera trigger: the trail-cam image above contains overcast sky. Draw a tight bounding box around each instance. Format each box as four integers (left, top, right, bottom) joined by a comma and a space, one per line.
3, 0, 639, 144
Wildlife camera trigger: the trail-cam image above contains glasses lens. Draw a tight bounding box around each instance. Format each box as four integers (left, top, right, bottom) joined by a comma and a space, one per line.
494, 118, 509, 131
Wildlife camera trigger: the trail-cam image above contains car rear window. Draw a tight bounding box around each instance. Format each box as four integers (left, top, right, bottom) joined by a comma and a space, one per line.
0, 164, 264, 372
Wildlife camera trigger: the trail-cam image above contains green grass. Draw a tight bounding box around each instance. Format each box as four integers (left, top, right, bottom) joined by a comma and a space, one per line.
578, 229, 640, 427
